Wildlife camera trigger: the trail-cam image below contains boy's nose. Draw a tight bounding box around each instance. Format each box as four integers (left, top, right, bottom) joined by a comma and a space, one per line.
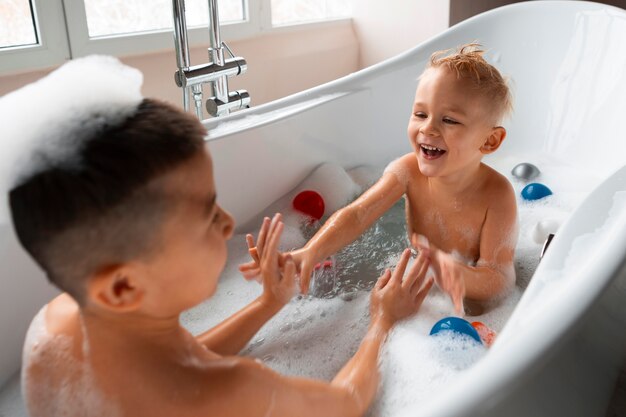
420, 120, 438, 136
220, 207, 235, 240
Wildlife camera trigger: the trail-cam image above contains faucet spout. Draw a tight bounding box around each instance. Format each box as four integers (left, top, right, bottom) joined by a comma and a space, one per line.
171, 0, 250, 119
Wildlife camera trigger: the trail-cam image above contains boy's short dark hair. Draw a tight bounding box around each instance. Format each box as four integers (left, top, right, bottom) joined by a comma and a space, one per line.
9, 98, 206, 302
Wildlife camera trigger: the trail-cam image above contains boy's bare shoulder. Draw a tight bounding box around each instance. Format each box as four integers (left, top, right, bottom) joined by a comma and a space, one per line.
389, 153, 418, 170
383, 153, 420, 183
188, 355, 286, 416
480, 163, 517, 208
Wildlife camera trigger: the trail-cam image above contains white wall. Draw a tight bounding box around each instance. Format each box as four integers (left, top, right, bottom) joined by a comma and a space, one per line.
0, 21, 359, 110
0, 3, 451, 108
352, 0, 450, 68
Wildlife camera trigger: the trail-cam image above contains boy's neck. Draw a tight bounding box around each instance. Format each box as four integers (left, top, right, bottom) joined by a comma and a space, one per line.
426, 162, 485, 197
80, 306, 193, 356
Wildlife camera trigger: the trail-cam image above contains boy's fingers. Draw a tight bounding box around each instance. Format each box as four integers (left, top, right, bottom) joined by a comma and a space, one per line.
403, 251, 428, 291
283, 256, 296, 283
256, 217, 271, 256
391, 248, 411, 285
248, 247, 260, 264
246, 234, 255, 249
265, 221, 284, 268
239, 261, 260, 274
375, 269, 392, 290
242, 268, 261, 280
414, 277, 434, 306
268, 213, 282, 240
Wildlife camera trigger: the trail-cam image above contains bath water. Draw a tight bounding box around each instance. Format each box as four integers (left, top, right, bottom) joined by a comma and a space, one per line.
180, 153, 603, 416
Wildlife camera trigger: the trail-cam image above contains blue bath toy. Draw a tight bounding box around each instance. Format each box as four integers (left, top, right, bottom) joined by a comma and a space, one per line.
429, 316, 482, 343
521, 183, 553, 201
511, 162, 540, 181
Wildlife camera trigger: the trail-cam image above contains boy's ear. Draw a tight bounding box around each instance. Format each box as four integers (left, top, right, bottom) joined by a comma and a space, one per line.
480, 126, 506, 154
86, 264, 145, 312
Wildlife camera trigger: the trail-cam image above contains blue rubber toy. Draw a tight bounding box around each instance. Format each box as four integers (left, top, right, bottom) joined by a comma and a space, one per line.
429, 317, 482, 343
521, 183, 553, 201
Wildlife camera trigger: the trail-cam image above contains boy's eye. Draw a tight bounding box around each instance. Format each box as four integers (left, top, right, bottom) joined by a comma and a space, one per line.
443, 117, 459, 125
414, 112, 427, 119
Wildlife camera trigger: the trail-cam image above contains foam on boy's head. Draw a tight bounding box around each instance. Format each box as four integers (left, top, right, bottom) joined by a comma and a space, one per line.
424, 43, 513, 125
4, 56, 209, 301
0, 55, 143, 223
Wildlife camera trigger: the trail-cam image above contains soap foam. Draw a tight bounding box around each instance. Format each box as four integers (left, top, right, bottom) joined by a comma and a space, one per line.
21, 306, 121, 417
0, 55, 143, 224
181, 153, 601, 416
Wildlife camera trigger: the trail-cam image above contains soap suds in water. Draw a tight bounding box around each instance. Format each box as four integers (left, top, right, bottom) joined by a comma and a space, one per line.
182, 155, 601, 416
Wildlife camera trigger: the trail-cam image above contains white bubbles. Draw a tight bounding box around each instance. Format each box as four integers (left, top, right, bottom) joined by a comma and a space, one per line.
531, 219, 561, 244
21, 306, 122, 417
0, 55, 143, 224
179, 154, 600, 416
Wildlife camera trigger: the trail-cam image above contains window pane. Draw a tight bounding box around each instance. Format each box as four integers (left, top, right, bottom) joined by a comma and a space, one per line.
271, 0, 351, 26
84, 0, 245, 38
0, 0, 37, 49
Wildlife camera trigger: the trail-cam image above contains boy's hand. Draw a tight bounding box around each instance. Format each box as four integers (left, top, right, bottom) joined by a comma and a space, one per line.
370, 248, 434, 326
252, 214, 296, 307
412, 234, 465, 315
288, 247, 317, 295
239, 216, 280, 282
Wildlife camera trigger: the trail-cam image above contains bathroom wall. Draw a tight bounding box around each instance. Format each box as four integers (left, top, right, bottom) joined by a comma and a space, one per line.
0, 21, 359, 109
0, 1, 451, 109
352, 0, 450, 68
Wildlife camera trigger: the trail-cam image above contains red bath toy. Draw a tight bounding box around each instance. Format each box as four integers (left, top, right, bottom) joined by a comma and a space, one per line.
471, 321, 497, 347
293, 190, 325, 220
314, 259, 334, 270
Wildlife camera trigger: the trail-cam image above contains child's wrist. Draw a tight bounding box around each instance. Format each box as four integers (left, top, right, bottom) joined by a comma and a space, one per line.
369, 314, 394, 333
258, 293, 285, 313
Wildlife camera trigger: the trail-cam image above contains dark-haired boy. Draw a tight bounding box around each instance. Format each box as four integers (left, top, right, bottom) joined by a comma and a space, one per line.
11, 78, 433, 415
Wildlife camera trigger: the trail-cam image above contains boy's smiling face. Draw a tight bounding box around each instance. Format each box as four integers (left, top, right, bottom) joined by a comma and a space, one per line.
407, 66, 503, 180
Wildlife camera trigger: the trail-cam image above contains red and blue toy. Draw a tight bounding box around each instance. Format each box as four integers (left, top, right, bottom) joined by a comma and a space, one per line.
430, 317, 497, 346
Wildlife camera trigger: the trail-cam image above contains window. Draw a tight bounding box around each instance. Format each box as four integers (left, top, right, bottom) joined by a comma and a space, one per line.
0, 0, 69, 74
83, 0, 246, 38
1, 0, 352, 75
271, 0, 351, 26
0, 0, 38, 48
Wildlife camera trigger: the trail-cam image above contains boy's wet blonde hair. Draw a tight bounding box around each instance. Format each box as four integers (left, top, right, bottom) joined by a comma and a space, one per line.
427, 43, 513, 125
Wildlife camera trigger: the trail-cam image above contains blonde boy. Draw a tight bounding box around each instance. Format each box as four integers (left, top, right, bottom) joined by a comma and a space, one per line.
242, 44, 518, 314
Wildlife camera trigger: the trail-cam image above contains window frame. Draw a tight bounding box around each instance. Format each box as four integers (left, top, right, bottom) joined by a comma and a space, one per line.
0, 0, 70, 74
0, 0, 351, 76
62, 0, 260, 58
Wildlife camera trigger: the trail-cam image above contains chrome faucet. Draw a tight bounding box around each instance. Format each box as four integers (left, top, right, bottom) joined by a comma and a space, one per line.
172, 0, 250, 118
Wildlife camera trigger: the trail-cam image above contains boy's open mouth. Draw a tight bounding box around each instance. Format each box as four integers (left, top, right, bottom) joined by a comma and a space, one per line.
420, 144, 447, 160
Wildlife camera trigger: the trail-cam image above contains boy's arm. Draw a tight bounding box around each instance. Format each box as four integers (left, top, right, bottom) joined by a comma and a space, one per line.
292, 156, 411, 293
461, 178, 518, 300
230, 317, 393, 417
199, 215, 296, 355
196, 295, 284, 356
218, 249, 433, 417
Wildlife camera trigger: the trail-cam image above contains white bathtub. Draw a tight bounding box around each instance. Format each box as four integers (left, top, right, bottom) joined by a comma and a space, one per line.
2, 1, 626, 416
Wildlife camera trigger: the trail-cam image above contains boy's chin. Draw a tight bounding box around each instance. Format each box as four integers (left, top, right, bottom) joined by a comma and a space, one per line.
416, 161, 442, 177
